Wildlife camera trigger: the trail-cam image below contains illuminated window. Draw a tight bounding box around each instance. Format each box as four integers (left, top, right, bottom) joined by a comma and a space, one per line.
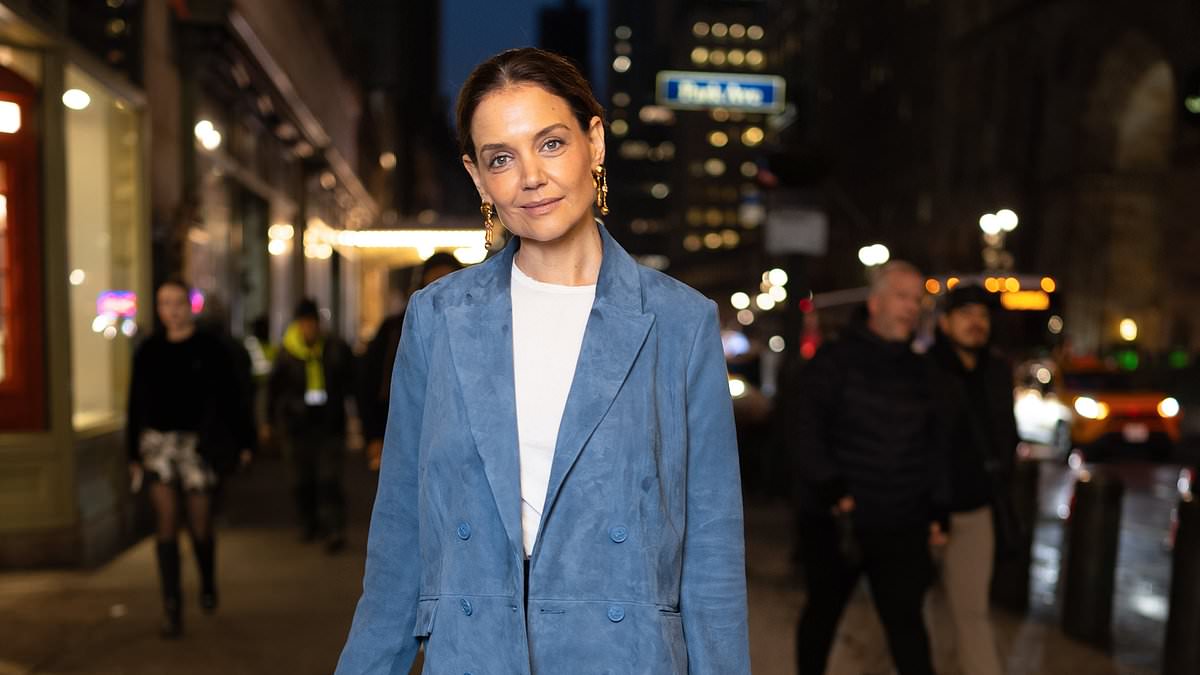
65, 66, 144, 429
0, 101, 20, 133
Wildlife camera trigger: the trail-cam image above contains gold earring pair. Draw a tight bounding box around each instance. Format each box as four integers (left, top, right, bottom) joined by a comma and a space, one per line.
478, 165, 609, 244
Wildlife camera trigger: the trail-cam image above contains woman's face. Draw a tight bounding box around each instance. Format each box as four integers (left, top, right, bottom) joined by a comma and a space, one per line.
463, 85, 605, 245
156, 284, 193, 334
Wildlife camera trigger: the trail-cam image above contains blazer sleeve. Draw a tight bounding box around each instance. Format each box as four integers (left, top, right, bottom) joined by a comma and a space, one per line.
335, 294, 429, 675
679, 300, 752, 674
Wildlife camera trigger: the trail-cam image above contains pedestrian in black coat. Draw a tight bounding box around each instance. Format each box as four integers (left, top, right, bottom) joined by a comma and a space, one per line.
926, 284, 1019, 675
127, 279, 256, 638
359, 253, 462, 470
267, 298, 356, 552
791, 261, 949, 675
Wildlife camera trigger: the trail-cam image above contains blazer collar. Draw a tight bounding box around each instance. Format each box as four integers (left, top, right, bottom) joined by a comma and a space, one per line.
444, 221, 655, 563
459, 219, 645, 312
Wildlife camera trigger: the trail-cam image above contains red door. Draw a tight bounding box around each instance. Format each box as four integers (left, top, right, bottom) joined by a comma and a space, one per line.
0, 65, 46, 430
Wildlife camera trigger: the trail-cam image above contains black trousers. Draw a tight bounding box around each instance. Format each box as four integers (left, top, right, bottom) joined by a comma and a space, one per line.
795, 516, 935, 675
283, 431, 346, 534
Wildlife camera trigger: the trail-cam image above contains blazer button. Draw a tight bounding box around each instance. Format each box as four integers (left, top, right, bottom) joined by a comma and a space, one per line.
609, 526, 628, 543
461, 598, 473, 616
456, 522, 472, 540
607, 605, 625, 623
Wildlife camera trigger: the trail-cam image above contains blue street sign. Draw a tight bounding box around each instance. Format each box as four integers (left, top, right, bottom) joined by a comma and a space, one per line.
656, 71, 786, 113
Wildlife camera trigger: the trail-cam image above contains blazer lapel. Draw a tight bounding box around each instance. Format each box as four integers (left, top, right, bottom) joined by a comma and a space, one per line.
445, 240, 524, 558
534, 225, 655, 559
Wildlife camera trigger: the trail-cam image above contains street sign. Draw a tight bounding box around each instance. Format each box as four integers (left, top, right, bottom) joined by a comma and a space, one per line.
765, 208, 828, 256
656, 71, 786, 113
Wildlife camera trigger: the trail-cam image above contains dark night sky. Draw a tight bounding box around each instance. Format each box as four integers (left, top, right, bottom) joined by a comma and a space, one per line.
440, 0, 607, 113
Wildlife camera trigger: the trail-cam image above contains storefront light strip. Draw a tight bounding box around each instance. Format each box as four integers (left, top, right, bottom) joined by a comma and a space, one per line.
335, 229, 485, 249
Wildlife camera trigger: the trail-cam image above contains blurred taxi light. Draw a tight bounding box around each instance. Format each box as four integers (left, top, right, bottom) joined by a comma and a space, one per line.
1074, 396, 1109, 420
1158, 397, 1180, 419
1041, 277, 1057, 293
1000, 290, 1050, 311
984, 277, 1001, 293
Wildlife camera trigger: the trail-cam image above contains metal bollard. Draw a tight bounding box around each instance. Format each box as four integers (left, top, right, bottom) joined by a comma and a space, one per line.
1059, 469, 1123, 647
991, 458, 1041, 613
1164, 496, 1200, 675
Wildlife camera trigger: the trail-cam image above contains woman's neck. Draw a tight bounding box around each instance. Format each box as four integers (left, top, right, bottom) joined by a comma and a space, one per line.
513, 217, 603, 286
166, 325, 196, 343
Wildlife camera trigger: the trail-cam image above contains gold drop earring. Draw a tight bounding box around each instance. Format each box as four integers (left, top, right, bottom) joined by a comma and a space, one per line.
480, 201, 495, 250
592, 165, 609, 216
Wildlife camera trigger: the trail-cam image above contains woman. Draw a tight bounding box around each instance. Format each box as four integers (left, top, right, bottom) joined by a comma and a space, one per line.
127, 279, 255, 638
336, 48, 749, 674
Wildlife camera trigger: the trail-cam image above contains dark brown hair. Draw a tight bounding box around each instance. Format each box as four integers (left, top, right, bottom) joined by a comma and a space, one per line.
456, 48, 605, 162
156, 277, 190, 297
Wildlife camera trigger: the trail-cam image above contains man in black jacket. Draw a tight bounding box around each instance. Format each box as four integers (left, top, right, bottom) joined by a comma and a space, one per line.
268, 299, 356, 553
793, 261, 948, 675
927, 284, 1017, 675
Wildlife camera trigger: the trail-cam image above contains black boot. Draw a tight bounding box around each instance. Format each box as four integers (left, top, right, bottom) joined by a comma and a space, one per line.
155, 540, 183, 638
193, 536, 218, 612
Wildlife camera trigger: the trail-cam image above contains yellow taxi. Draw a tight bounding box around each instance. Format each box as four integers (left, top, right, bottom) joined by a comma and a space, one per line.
1063, 368, 1182, 460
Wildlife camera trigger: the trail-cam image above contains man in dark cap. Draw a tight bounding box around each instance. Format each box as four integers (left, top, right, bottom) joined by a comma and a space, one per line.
267, 298, 357, 553
927, 284, 1018, 675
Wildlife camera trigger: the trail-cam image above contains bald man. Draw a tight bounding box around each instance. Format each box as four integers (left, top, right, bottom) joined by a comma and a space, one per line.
792, 261, 949, 675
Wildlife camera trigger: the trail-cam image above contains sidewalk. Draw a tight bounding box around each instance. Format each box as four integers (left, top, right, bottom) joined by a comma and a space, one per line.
1, 456, 1157, 674
0, 456, 377, 675
744, 503, 1157, 675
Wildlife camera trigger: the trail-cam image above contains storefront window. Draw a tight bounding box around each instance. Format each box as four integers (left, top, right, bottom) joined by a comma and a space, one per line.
65, 65, 144, 430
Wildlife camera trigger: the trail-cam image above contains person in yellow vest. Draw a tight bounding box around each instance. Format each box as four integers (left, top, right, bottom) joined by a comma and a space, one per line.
267, 299, 356, 553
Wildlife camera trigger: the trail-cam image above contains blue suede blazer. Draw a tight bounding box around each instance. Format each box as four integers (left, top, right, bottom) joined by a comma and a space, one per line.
336, 223, 750, 674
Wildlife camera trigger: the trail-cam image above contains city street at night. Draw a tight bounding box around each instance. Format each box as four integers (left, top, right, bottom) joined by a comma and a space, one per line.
3, 1, 1200, 673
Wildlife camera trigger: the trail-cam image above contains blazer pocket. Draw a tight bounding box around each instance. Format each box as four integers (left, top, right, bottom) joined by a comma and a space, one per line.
413, 597, 439, 638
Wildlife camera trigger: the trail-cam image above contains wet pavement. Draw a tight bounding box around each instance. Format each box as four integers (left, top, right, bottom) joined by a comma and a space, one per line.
1, 452, 1188, 674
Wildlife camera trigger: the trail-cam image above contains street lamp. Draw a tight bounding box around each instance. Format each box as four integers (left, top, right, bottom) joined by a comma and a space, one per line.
979, 208, 1018, 272
858, 243, 890, 267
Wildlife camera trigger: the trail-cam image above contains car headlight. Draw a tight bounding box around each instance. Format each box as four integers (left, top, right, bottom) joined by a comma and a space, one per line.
728, 377, 747, 399
1074, 396, 1109, 420
1158, 397, 1180, 418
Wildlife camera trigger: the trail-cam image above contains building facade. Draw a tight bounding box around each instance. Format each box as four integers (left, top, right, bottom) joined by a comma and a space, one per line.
0, 0, 376, 568
767, 0, 1200, 355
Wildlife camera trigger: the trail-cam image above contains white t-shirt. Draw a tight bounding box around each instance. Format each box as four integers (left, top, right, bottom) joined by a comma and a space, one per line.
510, 260, 596, 558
